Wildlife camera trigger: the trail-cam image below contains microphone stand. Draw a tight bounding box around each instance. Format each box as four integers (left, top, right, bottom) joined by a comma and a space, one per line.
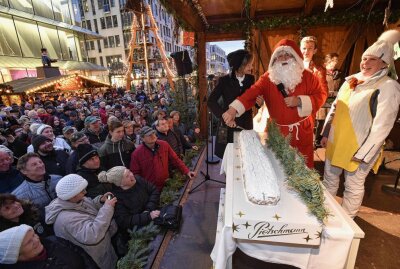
190, 76, 225, 194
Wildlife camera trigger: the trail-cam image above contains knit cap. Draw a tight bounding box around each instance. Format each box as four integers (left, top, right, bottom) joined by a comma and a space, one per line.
31, 135, 52, 152
77, 144, 98, 166
0, 224, 33, 264
36, 124, 52, 135
98, 166, 126, 186
29, 123, 42, 134
56, 174, 88, 200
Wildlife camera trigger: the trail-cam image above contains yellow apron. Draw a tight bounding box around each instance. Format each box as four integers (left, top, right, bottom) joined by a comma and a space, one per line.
325, 81, 384, 173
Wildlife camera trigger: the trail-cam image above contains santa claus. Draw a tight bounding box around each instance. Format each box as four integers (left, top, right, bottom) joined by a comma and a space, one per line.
222, 39, 327, 168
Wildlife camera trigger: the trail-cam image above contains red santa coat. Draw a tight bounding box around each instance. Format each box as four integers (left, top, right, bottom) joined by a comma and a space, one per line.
232, 70, 327, 168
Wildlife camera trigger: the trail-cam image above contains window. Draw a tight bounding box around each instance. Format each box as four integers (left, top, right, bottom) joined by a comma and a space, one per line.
99, 56, 104, 66
97, 39, 102, 52
38, 23, 62, 59
119, 0, 126, 8
8, 0, 33, 14
112, 15, 118, 27
105, 16, 112, 28
108, 36, 115, 47
14, 17, 42, 58
123, 31, 131, 47
88, 57, 97, 64
110, 0, 115, 8
100, 17, 106, 29
103, 38, 109, 48
103, 0, 110, 12
115, 35, 120, 47
94, 19, 98, 33
86, 20, 92, 31
81, 21, 86, 29
85, 40, 95, 50
121, 12, 132, 28
90, 0, 96, 15
0, 14, 22, 56
97, 0, 103, 9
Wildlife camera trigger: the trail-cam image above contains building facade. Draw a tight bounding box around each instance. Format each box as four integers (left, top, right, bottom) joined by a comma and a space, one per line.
208, 44, 229, 76
0, 0, 107, 85
80, 0, 191, 87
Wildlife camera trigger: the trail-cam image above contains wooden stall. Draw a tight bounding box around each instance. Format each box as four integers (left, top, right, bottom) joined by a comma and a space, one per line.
127, 0, 400, 136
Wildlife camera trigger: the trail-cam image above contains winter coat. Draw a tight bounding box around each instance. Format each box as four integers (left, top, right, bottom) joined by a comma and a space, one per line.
0, 236, 98, 269
83, 128, 108, 145
113, 176, 160, 229
207, 73, 255, 158
156, 130, 184, 156
77, 167, 112, 198
98, 136, 135, 169
45, 196, 118, 269
65, 150, 79, 174
12, 174, 61, 211
37, 150, 69, 177
130, 140, 189, 191
0, 167, 24, 193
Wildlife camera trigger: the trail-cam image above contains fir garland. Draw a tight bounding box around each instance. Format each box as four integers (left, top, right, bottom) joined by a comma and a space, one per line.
266, 121, 329, 222
117, 223, 160, 269
207, 9, 400, 33
117, 145, 202, 268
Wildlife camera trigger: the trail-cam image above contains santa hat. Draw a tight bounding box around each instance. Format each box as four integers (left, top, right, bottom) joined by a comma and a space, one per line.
268, 39, 304, 70
0, 225, 33, 264
362, 29, 400, 79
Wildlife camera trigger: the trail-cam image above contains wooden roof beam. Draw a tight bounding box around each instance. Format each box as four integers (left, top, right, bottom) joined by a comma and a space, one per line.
165, 1, 205, 31
249, 0, 258, 18
304, 0, 318, 16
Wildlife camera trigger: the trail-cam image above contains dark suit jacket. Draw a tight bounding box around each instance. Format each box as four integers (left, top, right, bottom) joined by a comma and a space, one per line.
207, 73, 255, 157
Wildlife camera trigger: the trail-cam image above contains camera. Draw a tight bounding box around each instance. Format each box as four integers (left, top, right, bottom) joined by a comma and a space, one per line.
106, 194, 114, 200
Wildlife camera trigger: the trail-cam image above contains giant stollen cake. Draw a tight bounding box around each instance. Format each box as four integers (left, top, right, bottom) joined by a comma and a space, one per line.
239, 130, 280, 205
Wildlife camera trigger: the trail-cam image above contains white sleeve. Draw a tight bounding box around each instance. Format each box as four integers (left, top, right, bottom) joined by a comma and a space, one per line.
354, 80, 400, 162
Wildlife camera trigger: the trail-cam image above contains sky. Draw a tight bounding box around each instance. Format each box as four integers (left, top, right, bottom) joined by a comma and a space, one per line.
209, 40, 245, 55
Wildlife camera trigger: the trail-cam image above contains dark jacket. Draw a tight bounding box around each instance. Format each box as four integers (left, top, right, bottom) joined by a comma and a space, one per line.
0, 236, 99, 269
83, 128, 108, 145
65, 150, 79, 174
156, 130, 183, 156
98, 136, 135, 169
0, 167, 24, 193
207, 73, 255, 158
7, 139, 28, 159
38, 150, 69, 176
76, 167, 112, 198
113, 176, 160, 229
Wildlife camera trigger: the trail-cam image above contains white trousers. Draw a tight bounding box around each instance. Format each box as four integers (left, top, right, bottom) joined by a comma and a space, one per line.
322, 153, 379, 218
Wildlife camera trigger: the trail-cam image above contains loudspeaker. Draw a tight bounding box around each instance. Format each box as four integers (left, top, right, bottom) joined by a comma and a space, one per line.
171, 50, 193, 76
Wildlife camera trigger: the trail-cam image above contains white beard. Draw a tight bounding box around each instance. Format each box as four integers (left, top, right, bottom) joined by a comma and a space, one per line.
269, 58, 304, 92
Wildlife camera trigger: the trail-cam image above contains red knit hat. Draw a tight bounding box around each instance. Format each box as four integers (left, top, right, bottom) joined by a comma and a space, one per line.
269, 39, 304, 70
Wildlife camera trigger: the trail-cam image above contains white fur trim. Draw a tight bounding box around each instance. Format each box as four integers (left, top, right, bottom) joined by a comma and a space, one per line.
378, 30, 400, 44
269, 46, 304, 70
230, 99, 246, 117
297, 95, 312, 117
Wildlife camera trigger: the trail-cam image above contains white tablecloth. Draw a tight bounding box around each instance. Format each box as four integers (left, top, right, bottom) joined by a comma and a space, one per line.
212, 144, 358, 269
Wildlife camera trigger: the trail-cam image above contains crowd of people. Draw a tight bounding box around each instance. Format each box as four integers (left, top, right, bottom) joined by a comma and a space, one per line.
0, 88, 199, 268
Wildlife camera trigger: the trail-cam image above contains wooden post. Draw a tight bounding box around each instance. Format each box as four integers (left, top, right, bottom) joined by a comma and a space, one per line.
146, 5, 175, 90
125, 14, 139, 91
197, 32, 207, 138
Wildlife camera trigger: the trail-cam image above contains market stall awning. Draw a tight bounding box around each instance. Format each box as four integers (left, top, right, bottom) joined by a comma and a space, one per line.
5, 74, 110, 94
0, 56, 107, 71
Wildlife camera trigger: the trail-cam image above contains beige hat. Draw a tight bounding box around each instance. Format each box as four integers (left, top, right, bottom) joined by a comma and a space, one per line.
98, 166, 126, 186
362, 30, 400, 79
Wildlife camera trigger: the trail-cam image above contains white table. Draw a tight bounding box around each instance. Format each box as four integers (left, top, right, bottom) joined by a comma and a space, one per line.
211, 143, 364, 269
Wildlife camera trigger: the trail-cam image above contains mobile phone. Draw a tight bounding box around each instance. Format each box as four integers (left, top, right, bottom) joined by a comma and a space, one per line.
106, 194, 114, 200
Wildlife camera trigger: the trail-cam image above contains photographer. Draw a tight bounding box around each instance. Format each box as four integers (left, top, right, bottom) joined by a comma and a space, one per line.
0, 128, 28, 160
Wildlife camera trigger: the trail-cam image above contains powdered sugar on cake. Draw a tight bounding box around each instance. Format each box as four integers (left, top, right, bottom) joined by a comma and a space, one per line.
239, 130, 280, 205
